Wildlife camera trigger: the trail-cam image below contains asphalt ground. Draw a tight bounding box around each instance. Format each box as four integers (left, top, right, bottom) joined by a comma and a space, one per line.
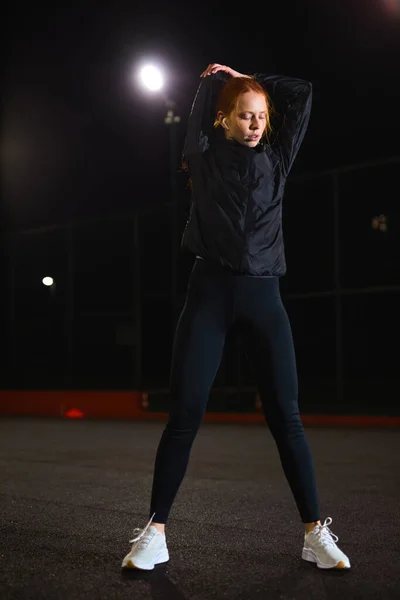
1, 417, 399, 600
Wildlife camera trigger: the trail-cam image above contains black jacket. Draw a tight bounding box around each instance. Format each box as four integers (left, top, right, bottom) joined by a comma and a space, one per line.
181, 71, 312, 277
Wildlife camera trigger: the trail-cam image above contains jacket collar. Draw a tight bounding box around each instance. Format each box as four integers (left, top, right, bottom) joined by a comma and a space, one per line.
217, 135, 267, 154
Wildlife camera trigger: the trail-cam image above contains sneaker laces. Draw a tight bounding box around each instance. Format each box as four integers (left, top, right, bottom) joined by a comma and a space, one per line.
312, 517, 339, 548
129, 512, 156, 546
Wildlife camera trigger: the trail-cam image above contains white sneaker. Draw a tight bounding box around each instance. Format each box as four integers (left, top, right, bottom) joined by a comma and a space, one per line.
121, 514, 169, 570
302, 517, 351, 569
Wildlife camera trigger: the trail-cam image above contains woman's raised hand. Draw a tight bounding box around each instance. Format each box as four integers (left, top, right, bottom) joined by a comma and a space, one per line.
200, 64, 250, 78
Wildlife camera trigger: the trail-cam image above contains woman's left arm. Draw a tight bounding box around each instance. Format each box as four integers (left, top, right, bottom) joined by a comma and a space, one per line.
254, 74, 312, 177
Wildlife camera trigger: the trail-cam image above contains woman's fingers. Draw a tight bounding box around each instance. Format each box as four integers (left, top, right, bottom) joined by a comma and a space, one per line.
200, 63, 226, 77
200, 64, 215, 77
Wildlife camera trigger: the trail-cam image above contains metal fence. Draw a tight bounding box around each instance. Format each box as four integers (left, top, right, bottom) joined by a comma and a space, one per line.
2, 157, 399, 415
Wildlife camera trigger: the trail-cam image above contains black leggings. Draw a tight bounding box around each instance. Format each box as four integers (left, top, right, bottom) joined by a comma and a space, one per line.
150, 258, 320, 524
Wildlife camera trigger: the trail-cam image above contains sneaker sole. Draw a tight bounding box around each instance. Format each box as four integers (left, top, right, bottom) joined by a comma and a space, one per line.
302, 547, 350, 569
122, 548, 169, 571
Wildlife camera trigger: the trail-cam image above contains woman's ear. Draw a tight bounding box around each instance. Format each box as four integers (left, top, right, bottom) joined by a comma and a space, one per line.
216, 111, 226, 128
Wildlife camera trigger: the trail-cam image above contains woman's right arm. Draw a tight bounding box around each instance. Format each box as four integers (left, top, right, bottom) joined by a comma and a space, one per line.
182, 71, 228, 166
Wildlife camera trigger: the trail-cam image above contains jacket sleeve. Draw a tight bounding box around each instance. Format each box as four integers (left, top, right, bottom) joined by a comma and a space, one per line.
182, 71, 229, 165
254, 74, 312, 177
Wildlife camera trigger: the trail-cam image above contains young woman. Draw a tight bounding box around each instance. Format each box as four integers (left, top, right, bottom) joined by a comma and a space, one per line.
122, 63, 351, 571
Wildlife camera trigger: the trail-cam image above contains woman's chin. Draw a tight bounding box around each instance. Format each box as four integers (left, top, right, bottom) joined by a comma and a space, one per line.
245, 139, 259, 148
230, 135, 260, 148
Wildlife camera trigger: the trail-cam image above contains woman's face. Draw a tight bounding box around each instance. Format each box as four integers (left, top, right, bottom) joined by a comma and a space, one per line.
219, 91, 268, 148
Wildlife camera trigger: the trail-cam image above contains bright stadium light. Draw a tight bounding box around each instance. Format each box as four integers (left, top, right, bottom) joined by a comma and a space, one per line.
42, 276, 54, 287
139, 65, 164, 92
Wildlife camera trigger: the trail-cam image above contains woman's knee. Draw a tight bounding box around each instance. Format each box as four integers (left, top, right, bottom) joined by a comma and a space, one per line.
166, 407, 204, 435
266, 411, 305, 441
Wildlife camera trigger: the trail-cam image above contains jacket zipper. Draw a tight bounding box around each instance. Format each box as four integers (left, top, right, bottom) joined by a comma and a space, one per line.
240, 152, 255, 272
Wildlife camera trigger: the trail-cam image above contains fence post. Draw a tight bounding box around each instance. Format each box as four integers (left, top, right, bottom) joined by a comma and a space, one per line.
134, 212, 142, 387
333, 174, 344, 406
65, 223, 74, 387
9, 233, 17, 380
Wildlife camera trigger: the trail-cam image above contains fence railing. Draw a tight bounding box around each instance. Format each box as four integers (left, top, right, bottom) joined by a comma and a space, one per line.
2, 156, 399, 415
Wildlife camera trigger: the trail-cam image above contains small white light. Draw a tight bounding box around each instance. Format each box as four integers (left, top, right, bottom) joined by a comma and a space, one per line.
139, 65, 164, 91
42, 277, 54, 287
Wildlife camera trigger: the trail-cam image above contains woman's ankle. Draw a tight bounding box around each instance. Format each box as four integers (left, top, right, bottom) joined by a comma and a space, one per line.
151, 522, 165, 534
304, 520, 321, 534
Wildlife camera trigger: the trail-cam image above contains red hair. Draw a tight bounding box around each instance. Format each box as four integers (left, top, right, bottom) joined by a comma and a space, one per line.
214, 76, 274, 142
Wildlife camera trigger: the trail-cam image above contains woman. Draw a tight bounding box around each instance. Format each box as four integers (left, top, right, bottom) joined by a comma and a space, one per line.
122, 63, 351, 571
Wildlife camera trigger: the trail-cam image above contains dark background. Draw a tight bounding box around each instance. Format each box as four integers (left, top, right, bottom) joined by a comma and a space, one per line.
1, 1, 400, 414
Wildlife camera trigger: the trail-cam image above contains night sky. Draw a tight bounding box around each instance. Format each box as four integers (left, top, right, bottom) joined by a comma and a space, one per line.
3, 0, 400, 230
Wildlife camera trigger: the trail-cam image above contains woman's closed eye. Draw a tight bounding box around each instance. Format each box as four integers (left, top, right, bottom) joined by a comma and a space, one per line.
239, 113, 266, 120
